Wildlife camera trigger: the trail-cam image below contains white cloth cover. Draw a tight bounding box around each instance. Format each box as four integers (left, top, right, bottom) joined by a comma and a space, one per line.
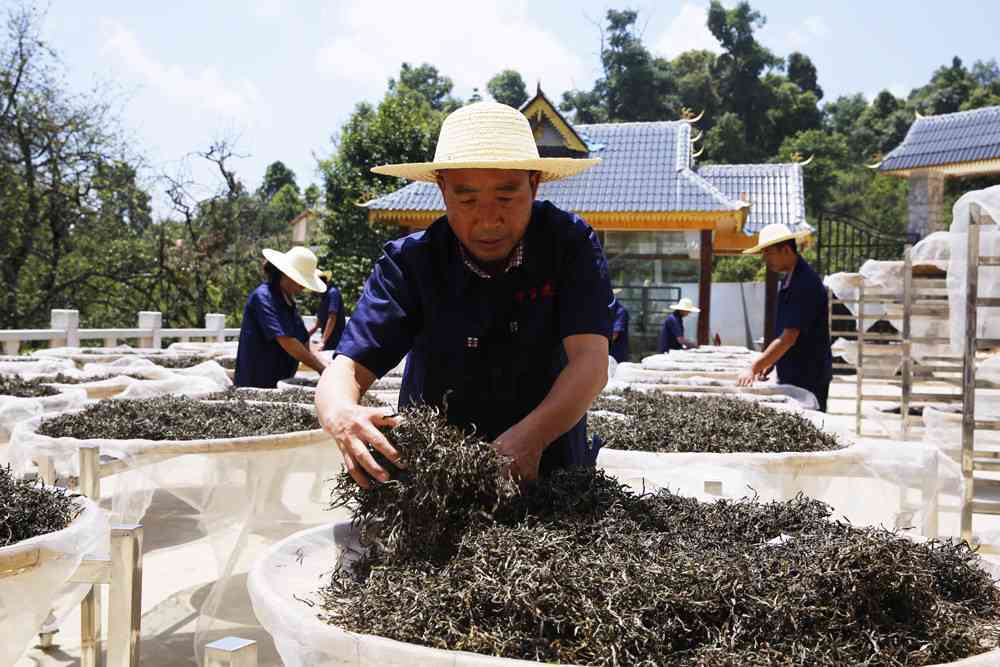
248, 520, 1000, 667
0, 388, 89, 444
947, 185, 1000, 351
0, 496, 109, 666
8, 408, 341, 658
0, 357, 76, 376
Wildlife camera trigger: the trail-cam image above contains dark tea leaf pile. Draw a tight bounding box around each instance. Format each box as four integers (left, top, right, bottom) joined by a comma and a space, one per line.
37, 395, 318, 440
589, 390, 842, 454
203, 388, 386, 408
0, 374, 60, 398
149, 355, 208, 369
282, 376, 318, 388
28, 372, 146, 385
320, 405, 1000, 666
1, 464, 81, 547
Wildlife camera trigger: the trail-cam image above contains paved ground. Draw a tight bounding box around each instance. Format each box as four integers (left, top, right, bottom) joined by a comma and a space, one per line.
3, 375, 991, 666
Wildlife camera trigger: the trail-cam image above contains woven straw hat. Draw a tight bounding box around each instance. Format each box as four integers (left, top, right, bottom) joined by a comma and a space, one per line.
669, 297, 701, 313
262, 247, 326, 293
371, 101, 600, 183
742, 223, 812, 255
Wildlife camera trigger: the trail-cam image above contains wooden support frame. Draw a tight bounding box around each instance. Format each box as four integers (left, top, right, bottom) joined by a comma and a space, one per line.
697, 229, 713, 346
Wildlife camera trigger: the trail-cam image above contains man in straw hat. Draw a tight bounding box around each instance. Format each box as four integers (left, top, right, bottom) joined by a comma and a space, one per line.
235, 246, 329, 388
737, 223, 833, 412
659, 297, 700, 353
316, 101, 613, 487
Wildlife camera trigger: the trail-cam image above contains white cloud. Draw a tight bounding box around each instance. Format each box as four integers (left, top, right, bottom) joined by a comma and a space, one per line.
313, 0, 590, 101
786, 15, 830, 50
100, 19, 263, 122
653, 2, 720, 59
251, 0, 284, 20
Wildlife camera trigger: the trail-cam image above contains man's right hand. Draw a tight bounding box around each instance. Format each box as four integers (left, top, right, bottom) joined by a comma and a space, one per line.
319, 403, 401, 489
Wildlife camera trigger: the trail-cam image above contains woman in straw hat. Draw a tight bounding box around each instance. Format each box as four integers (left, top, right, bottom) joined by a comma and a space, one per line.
736, 223, 833, 412
316, 101, 613, 486
311, 269, 346, 352
234, 246, 329, 388
659, 297, 701, 353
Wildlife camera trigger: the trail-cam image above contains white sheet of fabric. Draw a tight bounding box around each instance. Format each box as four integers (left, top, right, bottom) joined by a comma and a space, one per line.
0, 357, 76, 376
249, 520, 1000, 667
0, 388, 88, 444
166, 341, 238, 358
8, 407, 341, 661
31, 345, 167, 363
947, 186, 1000, 352
0, 495, 109, 666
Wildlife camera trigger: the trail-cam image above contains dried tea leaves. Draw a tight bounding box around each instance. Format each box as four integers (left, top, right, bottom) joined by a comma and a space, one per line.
282, 376, 318, 388
0, 465, 81, 547
590, 390, 842, 454
37, 395, 318, 440
204, 388, 386, 409
0, 374, 60, 398
27, 372, 145, 385
320, 406, 1000, 666
148, 355, 207, 369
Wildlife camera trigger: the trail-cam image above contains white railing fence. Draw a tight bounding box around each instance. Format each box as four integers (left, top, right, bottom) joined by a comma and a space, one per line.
0, 309, 316, 356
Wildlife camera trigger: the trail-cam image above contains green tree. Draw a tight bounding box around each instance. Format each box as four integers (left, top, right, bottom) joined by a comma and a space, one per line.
0, 3, 154, 328
671, 50, 722, 131
319, 86, 444, 308
259, 160, 299, 201
487, 69, 528, 108
388, 62, 461, 112
303, 183, 322, 208
786, 52, 823, 100
777, 129, 850, 214
703, 112, 753, 163
910, 56, 976, 115
707, 1, 782, 151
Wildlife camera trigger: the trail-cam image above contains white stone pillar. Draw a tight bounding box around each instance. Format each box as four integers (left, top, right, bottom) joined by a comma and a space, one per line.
3, 340, 20, 355
138, 311, 162, 349
907, 171, 946, 238
205, 313, 226, 343
50, 309, 80, 348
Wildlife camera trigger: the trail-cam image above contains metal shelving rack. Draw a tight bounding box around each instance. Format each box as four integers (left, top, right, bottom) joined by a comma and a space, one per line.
828, 247, 960, 439
958, 202, 1000, 544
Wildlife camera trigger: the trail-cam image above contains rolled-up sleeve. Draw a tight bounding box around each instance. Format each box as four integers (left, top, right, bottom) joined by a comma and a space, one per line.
557, 223, 613, 340
336, 250, 419, 378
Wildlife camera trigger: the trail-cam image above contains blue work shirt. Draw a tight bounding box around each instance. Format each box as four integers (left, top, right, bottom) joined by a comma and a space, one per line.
316, 284, 346, 351
235, 281, 309, 388
610, 299, 630, 363
337, 200, 613, 475
659, 311, 685, 353
775, 255, 833, 399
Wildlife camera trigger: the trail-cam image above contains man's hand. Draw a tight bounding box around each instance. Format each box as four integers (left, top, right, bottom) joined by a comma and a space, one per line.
319, 403, 401, 489
737, 360, 771, 387
492, 423, 546, 482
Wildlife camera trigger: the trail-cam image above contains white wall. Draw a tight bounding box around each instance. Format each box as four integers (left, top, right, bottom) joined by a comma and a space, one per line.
668, 282, 766, 349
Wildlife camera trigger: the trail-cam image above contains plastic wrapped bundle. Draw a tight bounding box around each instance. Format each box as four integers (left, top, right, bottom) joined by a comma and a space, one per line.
0, 495, 109, 666
948, 186, 1000, 352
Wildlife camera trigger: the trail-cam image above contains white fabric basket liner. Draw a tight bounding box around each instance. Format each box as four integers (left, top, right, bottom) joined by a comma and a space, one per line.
0, 495, 109, 666
249, 520, 1000, 667
0, 387, 88, 444
32, 345, 169, 363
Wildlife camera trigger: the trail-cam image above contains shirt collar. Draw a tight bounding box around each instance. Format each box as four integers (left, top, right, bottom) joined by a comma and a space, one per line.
780, 255, 804, 290
457, 238, 525, 279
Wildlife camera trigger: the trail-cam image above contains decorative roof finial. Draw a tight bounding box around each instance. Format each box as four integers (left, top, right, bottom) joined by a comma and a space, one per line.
680, 108, 704, 123
865, 151, 884, 169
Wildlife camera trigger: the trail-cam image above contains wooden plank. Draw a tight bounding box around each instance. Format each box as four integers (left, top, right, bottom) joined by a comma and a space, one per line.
698, 229, 712, 346
764, 269, 778, 347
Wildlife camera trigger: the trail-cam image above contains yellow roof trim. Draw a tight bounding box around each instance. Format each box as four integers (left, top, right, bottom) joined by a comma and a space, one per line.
881, 158, 1000, 178
521, 97, 589, 153
368, 208, 747, 232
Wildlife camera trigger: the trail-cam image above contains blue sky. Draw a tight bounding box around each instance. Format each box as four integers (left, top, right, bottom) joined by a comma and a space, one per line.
35, 0, 999, 213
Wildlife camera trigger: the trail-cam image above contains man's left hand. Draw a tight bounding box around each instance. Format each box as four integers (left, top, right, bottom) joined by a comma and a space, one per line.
492, 424, 545, 482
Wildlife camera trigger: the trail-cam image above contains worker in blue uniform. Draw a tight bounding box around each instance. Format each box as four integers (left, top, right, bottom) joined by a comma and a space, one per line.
609, 291, 630, 363
658, 297, 700, 352
235, 246, 328, 388
316, 101, 613, 487
737, 224, 833, 412
311, 270, 346, 351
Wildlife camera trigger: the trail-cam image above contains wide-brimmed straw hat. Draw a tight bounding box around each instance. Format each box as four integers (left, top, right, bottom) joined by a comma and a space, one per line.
262, 247, 326, 292
742, 223, 812, 255
370, 101, 600, 183
669, 297, 701, 313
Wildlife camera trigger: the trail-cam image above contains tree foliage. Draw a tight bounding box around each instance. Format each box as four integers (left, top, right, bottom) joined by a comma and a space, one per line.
487, 70, 528, 108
